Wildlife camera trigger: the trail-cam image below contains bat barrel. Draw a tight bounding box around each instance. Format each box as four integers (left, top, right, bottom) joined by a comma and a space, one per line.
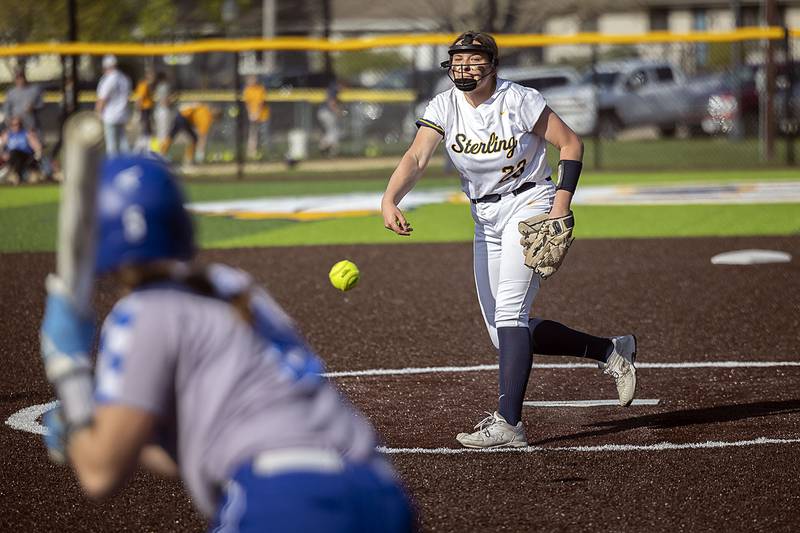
57, 111, 105, 316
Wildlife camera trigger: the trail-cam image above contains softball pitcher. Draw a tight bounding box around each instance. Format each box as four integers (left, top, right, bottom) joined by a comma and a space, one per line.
40, 156, 415, 531
381, 31, 638, 449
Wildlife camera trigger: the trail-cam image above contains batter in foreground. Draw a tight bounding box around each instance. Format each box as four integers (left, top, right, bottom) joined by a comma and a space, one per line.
41, 156, 415, 532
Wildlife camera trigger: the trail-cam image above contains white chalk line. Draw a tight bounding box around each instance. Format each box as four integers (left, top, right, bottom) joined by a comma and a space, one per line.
7, 404, 800, 457
324, 360, 800, 378
5, 401, 58, 436
4, 400, 660, 436
524, 399, 660, 407
377, 436, 800, 455
9, 402, 800, 456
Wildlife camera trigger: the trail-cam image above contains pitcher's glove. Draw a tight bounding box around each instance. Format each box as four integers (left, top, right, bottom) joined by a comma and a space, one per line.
518, 211, 575, 279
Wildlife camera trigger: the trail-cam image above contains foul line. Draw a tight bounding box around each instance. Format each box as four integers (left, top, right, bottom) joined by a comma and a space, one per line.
524, 399, 660, 407
5, 401, 58, 436
324, 360, 800, 378
377, 436, 800, 455
7, 404, 800, 457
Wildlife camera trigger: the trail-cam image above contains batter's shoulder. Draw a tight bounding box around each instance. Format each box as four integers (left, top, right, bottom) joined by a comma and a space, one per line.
102, 293, 146, 333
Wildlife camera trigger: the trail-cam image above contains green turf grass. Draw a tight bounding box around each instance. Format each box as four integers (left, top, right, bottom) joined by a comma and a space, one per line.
2, 168, 797, 210
575, 137, 800, 171
200, 203, 800, 248
182, 137, 800, 177
1, 172, 798, 252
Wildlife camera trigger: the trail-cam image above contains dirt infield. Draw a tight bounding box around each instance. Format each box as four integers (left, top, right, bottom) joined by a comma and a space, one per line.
2, 236, 799, 531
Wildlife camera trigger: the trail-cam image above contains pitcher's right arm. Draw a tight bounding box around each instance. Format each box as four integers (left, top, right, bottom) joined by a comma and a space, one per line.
381, 126, 442, 235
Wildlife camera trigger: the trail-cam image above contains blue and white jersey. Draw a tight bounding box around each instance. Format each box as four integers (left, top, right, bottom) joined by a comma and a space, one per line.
6, 130, 33, 154
416, 78, 551, 199
94, 264, 377, 517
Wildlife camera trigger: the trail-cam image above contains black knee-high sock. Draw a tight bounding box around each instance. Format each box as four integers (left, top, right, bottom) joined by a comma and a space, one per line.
529, 318, 613, 363
497, 327, 533, 426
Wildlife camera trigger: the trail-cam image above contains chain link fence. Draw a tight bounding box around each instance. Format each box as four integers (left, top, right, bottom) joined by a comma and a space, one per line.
0, 30, 797, 175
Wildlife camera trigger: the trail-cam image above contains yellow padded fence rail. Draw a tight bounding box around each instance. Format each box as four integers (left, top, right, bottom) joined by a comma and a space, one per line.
0, 27, 796, 56
0, 89, 418, 104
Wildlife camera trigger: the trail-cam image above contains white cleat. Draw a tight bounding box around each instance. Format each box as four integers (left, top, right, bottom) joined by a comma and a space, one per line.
601, 335, 638, 406
456, 411, 528, 449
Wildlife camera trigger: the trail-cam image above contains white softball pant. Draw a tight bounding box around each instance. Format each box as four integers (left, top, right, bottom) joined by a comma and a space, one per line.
472, 179, 556, 349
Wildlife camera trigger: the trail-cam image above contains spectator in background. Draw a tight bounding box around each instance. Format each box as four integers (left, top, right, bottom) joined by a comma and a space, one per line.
243, 74, 270, 160
0, 115, 43, 185
2, 68, 43, 132
317, 79, 343, 157
161, 102, 219, 166
95, 54, 131, 156
133, 68, 156, 152
153, 72, 175, 152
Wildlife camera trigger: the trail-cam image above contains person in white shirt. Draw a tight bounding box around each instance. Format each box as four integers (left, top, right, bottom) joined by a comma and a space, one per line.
381, 31, 639, 449
95, 54, 132, 156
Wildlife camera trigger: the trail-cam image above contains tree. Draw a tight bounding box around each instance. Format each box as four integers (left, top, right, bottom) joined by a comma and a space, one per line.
0, 1, 179, 43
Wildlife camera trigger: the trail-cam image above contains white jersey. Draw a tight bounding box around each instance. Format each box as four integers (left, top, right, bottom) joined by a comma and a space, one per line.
97, 69, 131, 125
417, 78, 551, 200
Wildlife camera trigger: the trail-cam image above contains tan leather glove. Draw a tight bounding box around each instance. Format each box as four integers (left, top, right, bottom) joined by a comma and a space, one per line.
518, 211, 575, 279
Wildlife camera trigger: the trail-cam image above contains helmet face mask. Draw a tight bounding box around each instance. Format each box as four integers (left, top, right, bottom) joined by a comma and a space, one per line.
441, 31, 498, 92
442, 57, 495, 92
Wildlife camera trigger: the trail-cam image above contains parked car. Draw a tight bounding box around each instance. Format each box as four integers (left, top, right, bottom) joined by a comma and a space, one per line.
577, 59, 722, 138
500, 66, 597, 136
702, 62, 800, 137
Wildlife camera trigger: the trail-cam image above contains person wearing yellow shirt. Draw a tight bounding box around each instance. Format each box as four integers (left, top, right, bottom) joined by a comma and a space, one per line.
243, 75, 270, 159
133, 69, 156, 152
160, 102, 219, 165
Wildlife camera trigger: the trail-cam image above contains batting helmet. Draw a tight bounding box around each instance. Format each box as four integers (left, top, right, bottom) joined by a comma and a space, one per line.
96, 155, 195, 275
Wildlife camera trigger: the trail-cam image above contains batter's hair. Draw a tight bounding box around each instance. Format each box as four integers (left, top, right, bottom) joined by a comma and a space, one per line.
118, 261, 256, 326
450, 31, 499, 66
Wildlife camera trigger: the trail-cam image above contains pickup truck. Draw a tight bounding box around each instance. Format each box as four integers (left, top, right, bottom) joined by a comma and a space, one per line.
498, 66, 597, 136
578, 59, 720, 138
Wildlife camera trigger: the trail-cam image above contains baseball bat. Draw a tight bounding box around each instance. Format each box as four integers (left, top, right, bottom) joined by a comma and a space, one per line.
56, 111, 105, 316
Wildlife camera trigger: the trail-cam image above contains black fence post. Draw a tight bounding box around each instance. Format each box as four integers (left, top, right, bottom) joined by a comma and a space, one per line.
67, 0, 79, 114
234, 51, 244, 179
784, 27, 796, 166
591, 44, 601, 171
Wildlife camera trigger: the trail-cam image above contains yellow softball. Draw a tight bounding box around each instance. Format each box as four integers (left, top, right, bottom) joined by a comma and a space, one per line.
329, 260, 360, 291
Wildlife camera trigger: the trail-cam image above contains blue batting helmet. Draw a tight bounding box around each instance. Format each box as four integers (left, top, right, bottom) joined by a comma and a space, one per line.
96, 155, 195, 275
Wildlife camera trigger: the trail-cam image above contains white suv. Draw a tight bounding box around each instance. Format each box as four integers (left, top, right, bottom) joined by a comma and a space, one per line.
499, 66, 597, 136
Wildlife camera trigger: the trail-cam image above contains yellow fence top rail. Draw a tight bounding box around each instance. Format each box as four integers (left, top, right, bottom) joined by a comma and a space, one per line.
0, 89, 418, 104
0, 27, 794, 56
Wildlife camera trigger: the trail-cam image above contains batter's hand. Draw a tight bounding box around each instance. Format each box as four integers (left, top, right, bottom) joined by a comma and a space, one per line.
381, 202, 413, 236
43, 406, 67, 464
40, 275, 95, 385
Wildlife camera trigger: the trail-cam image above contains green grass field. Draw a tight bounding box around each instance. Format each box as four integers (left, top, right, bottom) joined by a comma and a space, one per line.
1, 168, 798, 253
185, 167, 800, 199
202, 135, 800, 172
